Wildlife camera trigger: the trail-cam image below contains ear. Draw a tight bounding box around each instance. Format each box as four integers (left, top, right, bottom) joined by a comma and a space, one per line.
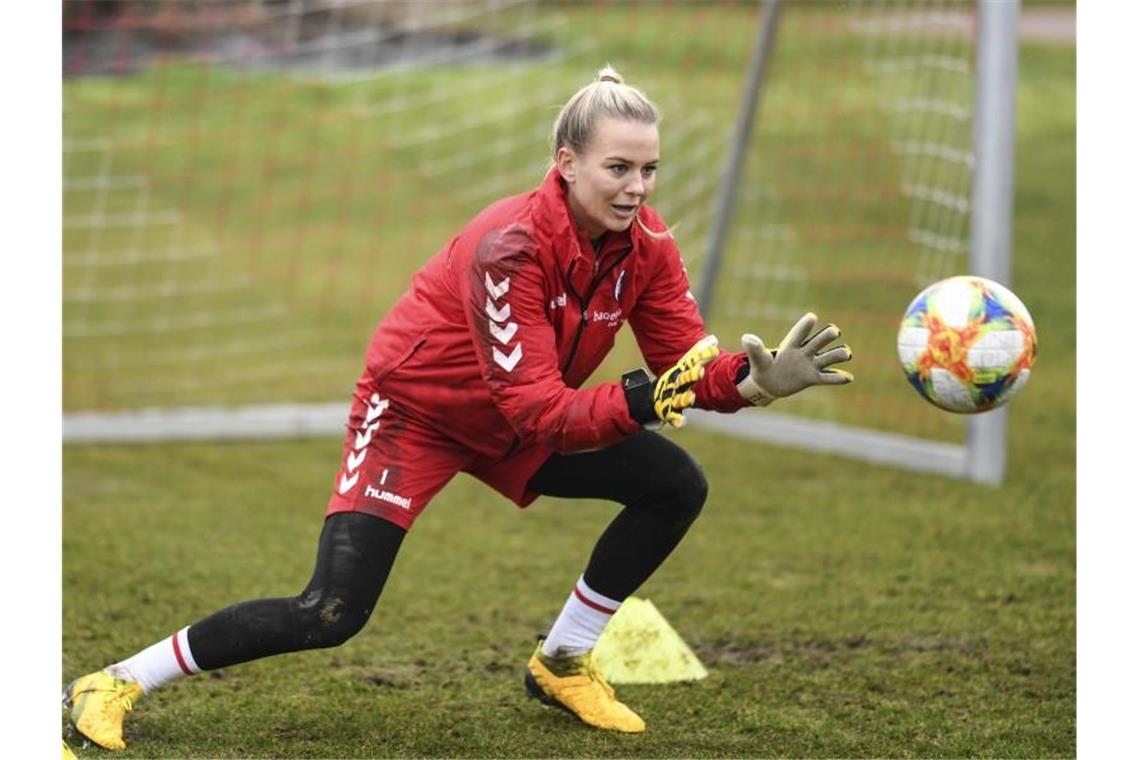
555, 146, 576, 184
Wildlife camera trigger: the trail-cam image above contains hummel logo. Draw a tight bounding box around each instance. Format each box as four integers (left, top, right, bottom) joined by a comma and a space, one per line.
355, 425, 376, 450
365, 484, 412, 510
485, 298, 511, 323
339, 471, 360, 493
485, 272, 510, 299
489, 320, 517, 344
483, 267, 522, 373
493, 344, 523, 372
338, 394, 388, 495
366, 394, 388, 423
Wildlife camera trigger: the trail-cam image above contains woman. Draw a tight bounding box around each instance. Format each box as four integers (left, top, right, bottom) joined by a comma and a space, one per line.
65, 67, 852, 746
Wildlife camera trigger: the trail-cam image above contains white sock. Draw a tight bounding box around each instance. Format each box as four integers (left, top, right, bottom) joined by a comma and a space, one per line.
541, 576, 623, 659
105, 626, 201, 694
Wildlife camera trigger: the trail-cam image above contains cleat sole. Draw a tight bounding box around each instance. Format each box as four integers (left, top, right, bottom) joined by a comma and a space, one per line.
523, 669, 576, 717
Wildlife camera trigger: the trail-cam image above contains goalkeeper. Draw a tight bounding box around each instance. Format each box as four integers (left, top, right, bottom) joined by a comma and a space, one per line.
64, 67, 852, 747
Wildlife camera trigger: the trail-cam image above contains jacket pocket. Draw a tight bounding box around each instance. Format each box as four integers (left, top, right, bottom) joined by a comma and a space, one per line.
370, 333, 429, 384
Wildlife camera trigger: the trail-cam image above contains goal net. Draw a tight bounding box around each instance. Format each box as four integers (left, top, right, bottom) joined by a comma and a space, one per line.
64, 1, 1010, 479
63, 0, 742, 414
689, 0, 1003, 479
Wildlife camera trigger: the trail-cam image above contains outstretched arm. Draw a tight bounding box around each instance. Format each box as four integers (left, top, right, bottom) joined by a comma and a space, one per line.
628, 236, 852, 416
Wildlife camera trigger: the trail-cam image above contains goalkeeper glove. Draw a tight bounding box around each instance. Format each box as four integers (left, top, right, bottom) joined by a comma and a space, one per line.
624, 335, 720, 428
736, 313, 853, 406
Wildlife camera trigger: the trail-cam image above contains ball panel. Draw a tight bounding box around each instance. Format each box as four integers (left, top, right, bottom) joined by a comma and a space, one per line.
981, 278, 1036, 328
896, 326, 930, 365
928, 368, 978, 413
927, 278, 980, 328
967, 330, 1025, 373
901, 293, 931, 327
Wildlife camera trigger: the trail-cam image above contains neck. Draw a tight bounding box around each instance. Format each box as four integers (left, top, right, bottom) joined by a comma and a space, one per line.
565, 194, 604, 242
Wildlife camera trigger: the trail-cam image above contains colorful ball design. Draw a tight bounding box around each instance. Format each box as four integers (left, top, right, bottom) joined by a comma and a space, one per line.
897, 276, 1037, 413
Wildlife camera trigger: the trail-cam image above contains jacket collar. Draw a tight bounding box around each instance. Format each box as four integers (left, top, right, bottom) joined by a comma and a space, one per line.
534, 166, 637, 290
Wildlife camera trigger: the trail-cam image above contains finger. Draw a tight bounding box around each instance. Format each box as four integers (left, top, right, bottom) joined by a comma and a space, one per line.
813, 345, 853, 369
694, 334, 719, 354
779, 312, 817, 351
741, 333, 772, 369
666, 410, 686, 428
803, 323, 841, 354
673, 389, 696, 409
676, 365, 706, 388
682, 335, 718, 365
678, 353, 713, 377
818, 368, 854, 384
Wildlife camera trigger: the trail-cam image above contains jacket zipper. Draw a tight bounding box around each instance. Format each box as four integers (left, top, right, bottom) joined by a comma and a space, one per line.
560, 249, 634, 376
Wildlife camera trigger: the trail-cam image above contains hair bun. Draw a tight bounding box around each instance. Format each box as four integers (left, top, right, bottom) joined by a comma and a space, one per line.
596, 65, 624, 85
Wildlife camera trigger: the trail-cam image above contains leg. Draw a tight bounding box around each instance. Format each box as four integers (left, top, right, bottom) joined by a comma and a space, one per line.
521, 431, 708, 733
65, 511, 404, 750
528, 430, 708, 601
188, 511, 405, 667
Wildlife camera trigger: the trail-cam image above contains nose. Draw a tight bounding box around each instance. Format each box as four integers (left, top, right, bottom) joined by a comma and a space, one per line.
626, 174, 645, 198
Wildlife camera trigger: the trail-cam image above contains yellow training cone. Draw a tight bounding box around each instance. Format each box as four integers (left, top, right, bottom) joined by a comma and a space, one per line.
593, 596, 708, 684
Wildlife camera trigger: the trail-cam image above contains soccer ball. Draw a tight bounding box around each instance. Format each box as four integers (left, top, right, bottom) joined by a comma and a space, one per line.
897, 275, 1037, 414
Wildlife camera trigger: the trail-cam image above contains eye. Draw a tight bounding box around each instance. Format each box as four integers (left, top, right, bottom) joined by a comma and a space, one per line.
609, 164, 628, 176
642, 166, 658, 178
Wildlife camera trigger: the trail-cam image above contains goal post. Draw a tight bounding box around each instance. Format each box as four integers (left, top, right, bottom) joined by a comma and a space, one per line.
964, 0, 1020, 484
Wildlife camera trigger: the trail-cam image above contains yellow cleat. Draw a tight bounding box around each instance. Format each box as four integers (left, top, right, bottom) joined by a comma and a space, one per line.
63, 670, 143, 751
524, 640, 646, 733
62, 740, 78, 760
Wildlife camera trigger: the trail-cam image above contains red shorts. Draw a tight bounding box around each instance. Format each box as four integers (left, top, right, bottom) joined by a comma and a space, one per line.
325, 380, 555, 530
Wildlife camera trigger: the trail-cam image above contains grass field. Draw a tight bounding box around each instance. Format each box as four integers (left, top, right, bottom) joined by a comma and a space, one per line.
63, 4, 1075, 758
63, 409, 1075, 758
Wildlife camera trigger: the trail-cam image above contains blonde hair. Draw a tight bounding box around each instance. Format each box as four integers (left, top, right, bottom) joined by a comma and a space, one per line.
551, 66, 671, 239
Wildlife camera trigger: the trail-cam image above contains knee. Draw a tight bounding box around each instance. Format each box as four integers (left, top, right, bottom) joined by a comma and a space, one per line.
656, 455, 709, 524
294, 590, 372, 649
680, 459, 709, 518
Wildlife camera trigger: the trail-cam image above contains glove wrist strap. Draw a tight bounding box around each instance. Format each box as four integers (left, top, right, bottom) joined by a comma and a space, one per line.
736, 376, 776, 407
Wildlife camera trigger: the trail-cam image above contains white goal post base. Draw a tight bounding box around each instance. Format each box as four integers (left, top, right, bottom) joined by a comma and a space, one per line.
63, 402, 349, 443
63, 402, 996, 484
687, 409, 991, 483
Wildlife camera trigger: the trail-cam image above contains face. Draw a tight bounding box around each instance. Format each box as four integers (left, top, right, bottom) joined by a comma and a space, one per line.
556, 117, 660, 240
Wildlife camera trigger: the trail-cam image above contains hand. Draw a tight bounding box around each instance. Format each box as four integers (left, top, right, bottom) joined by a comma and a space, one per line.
653, 335, 720, 427
737, 313, 853, 406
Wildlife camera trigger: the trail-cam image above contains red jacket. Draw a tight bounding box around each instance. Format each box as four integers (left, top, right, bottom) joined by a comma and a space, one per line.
362, 167, 749, 458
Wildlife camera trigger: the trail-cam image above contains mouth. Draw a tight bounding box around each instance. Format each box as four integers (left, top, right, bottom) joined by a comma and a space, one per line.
610, 203, 638, 219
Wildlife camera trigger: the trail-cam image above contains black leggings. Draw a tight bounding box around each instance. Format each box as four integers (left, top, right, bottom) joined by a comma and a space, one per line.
188, 511, 405, 669
188, 430, 707, 670
526, 430, 708, 600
